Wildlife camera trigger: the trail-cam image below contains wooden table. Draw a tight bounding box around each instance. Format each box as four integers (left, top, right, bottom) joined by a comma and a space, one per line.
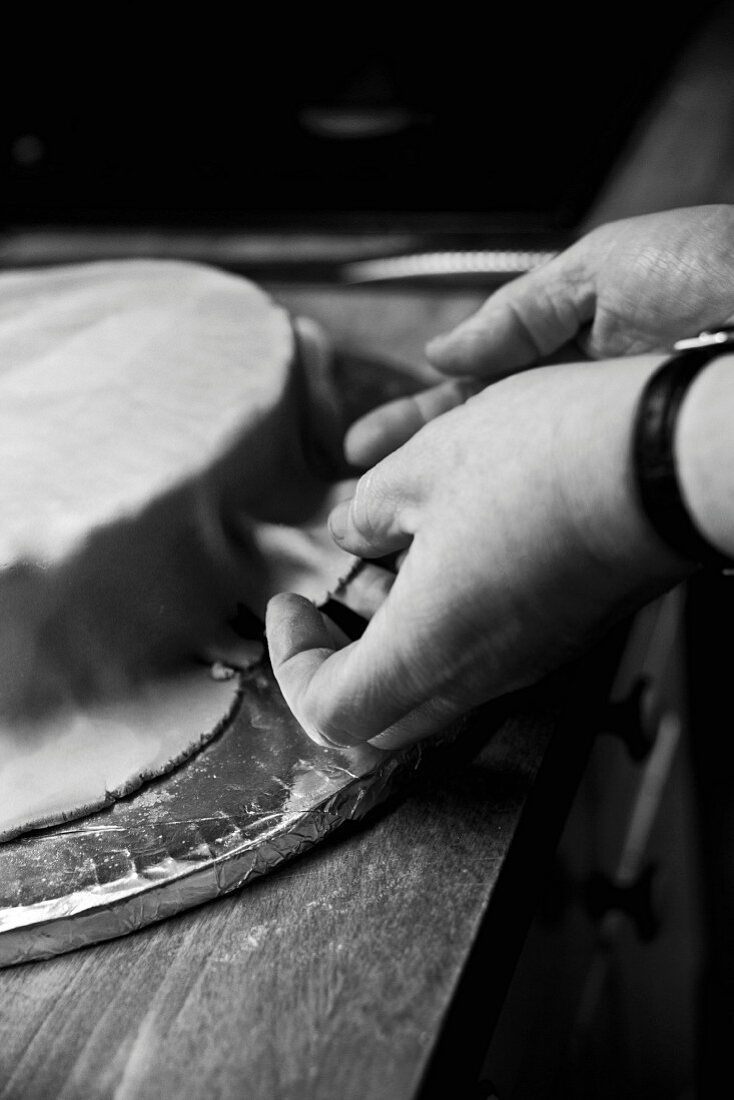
0, 645, 622, 1100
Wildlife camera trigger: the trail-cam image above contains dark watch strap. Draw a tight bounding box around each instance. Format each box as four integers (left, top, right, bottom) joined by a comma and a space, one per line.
632, 338, 734, 571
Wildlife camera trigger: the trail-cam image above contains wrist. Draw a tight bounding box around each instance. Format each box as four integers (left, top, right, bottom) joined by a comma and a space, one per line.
675, 352, 734, 559
554, 356, 695, 586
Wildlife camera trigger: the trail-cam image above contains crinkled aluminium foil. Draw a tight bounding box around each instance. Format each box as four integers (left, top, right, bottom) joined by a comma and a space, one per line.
0, 661, 455, 968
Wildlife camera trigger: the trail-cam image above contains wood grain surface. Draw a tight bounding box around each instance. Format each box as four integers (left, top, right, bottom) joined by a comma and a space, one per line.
0, 699, 556, 1100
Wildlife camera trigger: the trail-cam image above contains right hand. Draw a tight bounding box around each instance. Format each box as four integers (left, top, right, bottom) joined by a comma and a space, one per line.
267, 354, 691, 752
347, 204, 734, 466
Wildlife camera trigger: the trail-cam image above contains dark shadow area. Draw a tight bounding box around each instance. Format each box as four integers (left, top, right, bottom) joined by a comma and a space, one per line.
0, 8, 717, 240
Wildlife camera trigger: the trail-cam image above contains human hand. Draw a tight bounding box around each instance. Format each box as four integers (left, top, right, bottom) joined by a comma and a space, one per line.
266, 355, 691, 751
347, 205, 734, 467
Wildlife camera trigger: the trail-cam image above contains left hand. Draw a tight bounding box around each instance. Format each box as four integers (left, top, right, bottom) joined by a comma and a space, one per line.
345, 205, 734, 468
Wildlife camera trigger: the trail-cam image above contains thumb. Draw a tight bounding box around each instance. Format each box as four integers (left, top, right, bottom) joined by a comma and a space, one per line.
426, 241, 596, 378
266, 568, 464, 751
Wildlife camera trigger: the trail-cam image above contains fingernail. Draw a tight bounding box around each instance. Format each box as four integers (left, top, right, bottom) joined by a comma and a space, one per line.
307, 725, 363, 750
304, 727, 336, 750
328, 500, 350, 541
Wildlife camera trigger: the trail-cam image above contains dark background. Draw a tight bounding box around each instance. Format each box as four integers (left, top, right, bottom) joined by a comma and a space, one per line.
0, 8, 719, 235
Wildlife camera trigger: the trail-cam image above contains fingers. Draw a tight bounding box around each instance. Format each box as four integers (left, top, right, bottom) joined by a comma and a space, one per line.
425, 242, 596, 378
266, 592, 353, 746
343, 245, 597, 469
328, 465, 417, 560
266, 570, 462, 751
344, 377, 483, 466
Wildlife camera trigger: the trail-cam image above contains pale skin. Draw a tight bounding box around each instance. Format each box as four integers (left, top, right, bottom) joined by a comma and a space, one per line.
265, 205, 734, 751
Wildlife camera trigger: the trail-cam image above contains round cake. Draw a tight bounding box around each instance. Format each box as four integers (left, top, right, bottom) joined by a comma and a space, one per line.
0, 259, 356, 841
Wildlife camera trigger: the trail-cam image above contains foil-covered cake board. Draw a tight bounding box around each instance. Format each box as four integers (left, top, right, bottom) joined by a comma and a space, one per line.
0, 661, 448, 968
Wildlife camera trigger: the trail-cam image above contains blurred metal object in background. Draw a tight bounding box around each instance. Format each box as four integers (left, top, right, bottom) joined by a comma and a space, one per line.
340, 249, 559, 285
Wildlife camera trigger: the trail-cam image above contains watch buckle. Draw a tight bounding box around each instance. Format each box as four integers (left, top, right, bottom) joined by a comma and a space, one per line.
673, 325, 734, 351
